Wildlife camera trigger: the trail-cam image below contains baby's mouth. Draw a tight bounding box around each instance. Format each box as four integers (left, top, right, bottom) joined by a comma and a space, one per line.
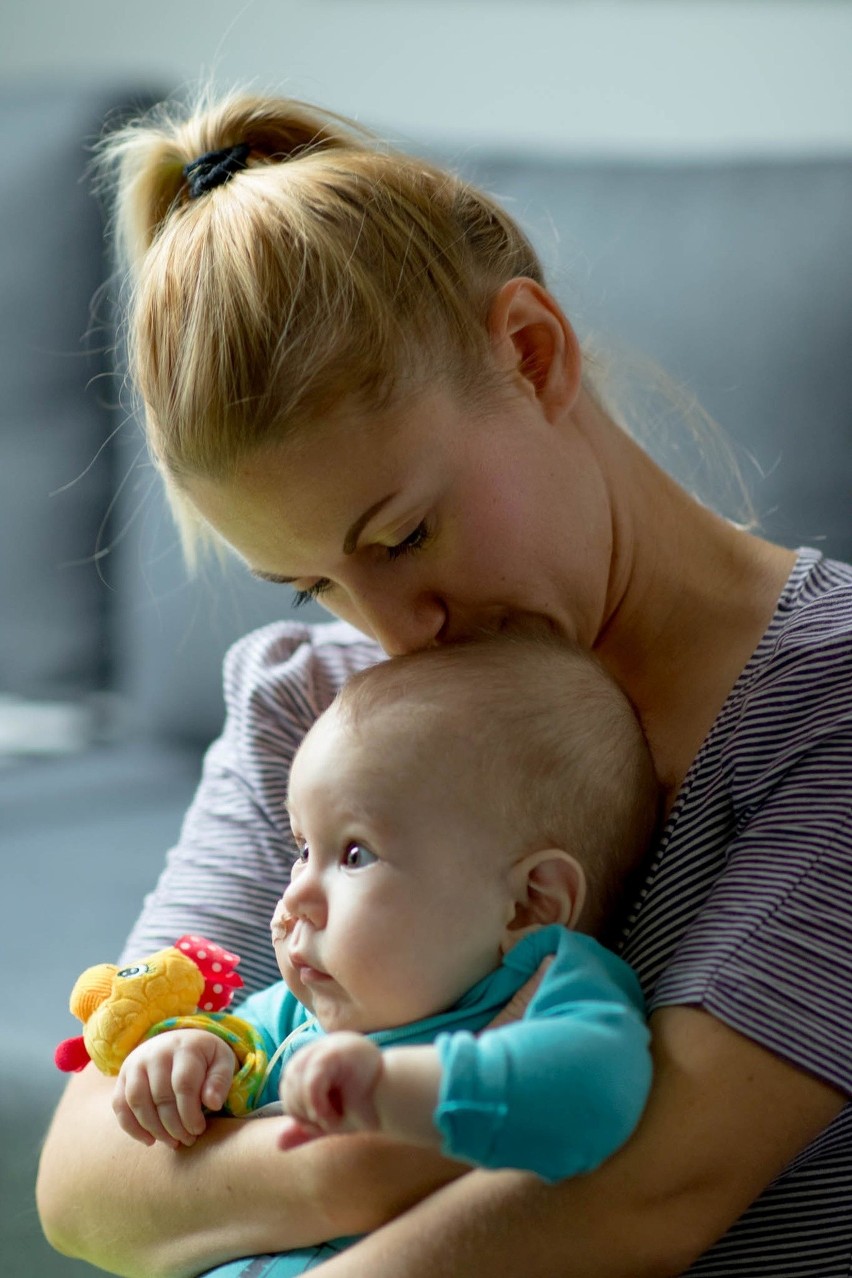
288, 948, 332, 984
293, 962, 332, 985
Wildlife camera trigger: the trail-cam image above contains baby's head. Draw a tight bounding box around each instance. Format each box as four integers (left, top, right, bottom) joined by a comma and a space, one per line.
272, 630, 658, 1033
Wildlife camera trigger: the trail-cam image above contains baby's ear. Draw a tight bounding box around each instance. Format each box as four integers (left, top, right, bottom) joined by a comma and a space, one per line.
501, 850, 587, 953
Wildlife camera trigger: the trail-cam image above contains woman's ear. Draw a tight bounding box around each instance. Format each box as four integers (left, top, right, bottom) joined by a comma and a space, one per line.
488, 277, 582, 418
501, 849, 587, 954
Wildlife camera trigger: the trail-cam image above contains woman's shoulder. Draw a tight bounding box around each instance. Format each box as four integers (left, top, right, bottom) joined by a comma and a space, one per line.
738, 550, 852, 710
769, 549, 852, 648
720, 549, 852, 791
222, 619, 385, 726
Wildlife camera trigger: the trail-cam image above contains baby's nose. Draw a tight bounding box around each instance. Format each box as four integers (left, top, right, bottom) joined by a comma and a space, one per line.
281, 868, 326, 927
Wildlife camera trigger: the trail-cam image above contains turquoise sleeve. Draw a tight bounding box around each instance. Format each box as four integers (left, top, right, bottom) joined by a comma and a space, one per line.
433, 931, 652, 1182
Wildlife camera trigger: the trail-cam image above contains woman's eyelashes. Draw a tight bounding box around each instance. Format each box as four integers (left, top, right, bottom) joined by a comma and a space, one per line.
291, 580, 332, 609
289, 520, 432, 608
384, 519, 431, 560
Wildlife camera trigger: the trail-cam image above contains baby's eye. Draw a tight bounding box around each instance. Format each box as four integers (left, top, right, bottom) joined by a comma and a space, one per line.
291, 841, 309, 870
343, 843, 377, 869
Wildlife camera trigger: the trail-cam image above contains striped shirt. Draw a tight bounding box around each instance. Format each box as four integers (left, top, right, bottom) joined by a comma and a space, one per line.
121, 547, 852, 1276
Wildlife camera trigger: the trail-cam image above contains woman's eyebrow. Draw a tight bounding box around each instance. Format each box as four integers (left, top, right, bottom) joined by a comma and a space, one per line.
342, 493, 398, 554
249, 492, 399, 582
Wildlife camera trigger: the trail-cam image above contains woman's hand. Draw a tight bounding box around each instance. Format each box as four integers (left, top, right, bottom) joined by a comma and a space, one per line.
114, 1029, 236, 1149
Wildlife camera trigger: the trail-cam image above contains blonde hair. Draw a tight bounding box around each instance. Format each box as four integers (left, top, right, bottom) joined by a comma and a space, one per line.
98, 90, 545, 515
98, 87, 755, 560
331, 630, 660, 932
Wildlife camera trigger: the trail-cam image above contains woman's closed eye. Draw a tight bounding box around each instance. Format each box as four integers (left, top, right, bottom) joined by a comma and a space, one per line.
291, 580, 333, 609
384, 519, 431, 560
289, 520, 432, 608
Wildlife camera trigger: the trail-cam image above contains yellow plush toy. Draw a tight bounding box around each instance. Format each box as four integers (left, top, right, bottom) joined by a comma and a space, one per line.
55, 935, 270, 1116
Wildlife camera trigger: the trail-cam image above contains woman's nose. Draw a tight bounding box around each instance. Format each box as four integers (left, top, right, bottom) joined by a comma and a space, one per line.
351, 588, 448, 657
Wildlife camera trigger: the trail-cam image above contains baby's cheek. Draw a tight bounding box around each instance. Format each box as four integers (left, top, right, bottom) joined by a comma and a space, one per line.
275, 943, 311, 1006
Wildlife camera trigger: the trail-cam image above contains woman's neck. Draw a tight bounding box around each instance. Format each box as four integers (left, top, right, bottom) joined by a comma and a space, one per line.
586, 410, 797, 804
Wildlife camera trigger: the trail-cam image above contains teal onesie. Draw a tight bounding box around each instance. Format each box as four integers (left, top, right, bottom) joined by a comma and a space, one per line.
203, 926, 651, 1277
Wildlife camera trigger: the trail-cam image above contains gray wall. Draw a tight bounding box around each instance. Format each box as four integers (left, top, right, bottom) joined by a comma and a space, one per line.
5, 0, 852, 157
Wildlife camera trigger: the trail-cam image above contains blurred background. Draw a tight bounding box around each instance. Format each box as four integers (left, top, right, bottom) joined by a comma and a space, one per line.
6, 0, 852, 157
2, 3, 851, 1274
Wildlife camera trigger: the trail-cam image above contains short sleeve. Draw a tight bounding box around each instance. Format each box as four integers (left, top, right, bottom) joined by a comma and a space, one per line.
653, 723, 852, 1095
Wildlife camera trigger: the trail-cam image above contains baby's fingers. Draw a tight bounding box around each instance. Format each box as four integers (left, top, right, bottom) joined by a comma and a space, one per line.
115, 1065, 181, 1150
276, 1116, 325, 1151
112, 1081, 157, 1147
201, 1043, 237, 1113
170, 1051, 217, 1142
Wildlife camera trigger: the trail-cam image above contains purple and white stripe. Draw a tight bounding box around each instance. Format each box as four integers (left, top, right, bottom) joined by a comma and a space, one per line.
121, 550, 852, 1275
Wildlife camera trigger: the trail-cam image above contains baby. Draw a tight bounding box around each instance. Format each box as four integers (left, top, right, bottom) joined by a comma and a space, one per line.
114, 631, 659, 1274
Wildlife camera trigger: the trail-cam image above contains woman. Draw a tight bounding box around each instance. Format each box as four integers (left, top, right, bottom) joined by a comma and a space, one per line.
37, 91, 852, 1278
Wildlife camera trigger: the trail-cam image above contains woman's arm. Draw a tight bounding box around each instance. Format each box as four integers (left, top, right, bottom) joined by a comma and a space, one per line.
36, 1066, 467, 1278
307, 1006, 847, 1278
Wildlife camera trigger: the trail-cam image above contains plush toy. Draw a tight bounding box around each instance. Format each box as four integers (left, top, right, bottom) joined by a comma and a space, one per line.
55, 935, 270, 1116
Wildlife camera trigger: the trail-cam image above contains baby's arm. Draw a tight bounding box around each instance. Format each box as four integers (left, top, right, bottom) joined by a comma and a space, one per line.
279, 1034, 443, 1152
114, 1029, 237, 1149
279, 936, 653, 1181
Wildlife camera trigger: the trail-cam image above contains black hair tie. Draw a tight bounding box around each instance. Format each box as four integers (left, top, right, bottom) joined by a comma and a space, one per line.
183, 143, 250, 199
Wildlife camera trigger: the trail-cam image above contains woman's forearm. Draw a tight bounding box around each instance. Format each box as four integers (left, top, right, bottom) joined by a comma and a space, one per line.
309, 1007, 848, 1278
293, 1158, 685, 1278
37, 1067, 467, 1278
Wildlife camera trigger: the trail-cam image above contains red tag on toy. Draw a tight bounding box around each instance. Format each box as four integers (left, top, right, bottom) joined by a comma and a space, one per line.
174, 935, 244, 1012
55, 1035, 91, 1073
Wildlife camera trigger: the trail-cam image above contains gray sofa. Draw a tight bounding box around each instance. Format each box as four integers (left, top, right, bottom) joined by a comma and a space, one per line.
3, 82, 850, 1277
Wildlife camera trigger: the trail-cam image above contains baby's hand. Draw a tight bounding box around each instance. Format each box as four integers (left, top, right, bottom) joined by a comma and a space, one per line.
113, 1030, 236, 1149
278, 1032, 383, 1150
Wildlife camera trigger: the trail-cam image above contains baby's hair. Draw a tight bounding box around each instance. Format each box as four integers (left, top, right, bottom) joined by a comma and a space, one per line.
333, 629, 660, 933
97, 89, 547, 537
